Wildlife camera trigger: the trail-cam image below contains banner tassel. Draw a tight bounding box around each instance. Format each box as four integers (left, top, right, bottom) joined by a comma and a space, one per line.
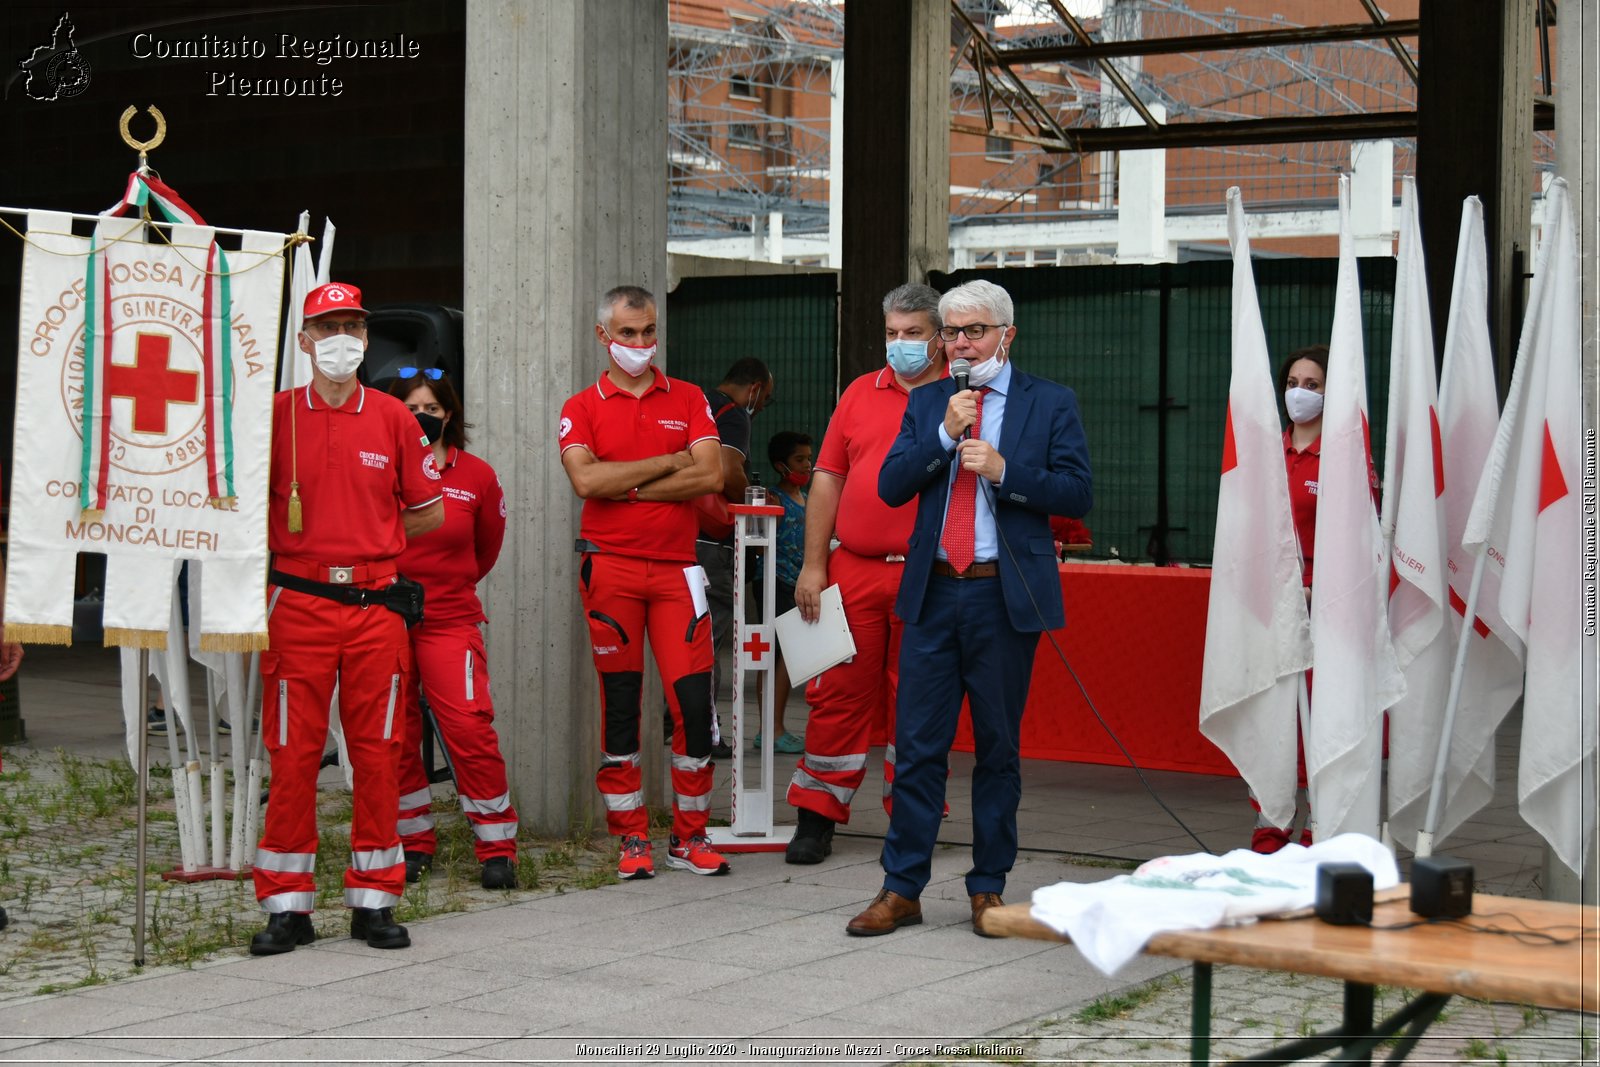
287, 483, 303, 533
198, 632, 270, 654
103, 627, 167, 650
4, 624, 73, 646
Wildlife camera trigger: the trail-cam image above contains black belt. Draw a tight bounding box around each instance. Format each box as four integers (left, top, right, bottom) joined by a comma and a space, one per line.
270, 569, 394, 607
931, 560, 999, 579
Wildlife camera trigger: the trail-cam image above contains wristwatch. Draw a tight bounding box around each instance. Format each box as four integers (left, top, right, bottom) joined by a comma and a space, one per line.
627, 487, 639, 504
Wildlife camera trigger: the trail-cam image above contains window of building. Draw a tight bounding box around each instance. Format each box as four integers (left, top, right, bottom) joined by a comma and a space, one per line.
729, 122, 762, 150
986, 135, 1014, 163
728, 74, 760, 101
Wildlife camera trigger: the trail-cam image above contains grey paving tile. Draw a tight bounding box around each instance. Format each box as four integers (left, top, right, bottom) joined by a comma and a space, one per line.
221, 940, 415, 985
0, 995, 171, 1038
76, 969, 299, 1012
712, 880, 876, 913
314, 1003, 530, 1049
829, 986, 1045, 1035
432, 939, 631, 979
219, 984, 429, 1030
568, 952, 760, 995
72, 1012, 295, 1059
698, 945, 985, 1017
537, 998, 801, 1038
218, 1035, 447, 1061
666, 928, 856, 973
451, 973, 679, 1029
0, 1038, 164, 1061
538, 899, 809, 954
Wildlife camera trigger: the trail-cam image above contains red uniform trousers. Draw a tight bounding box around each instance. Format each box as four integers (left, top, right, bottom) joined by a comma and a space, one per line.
254, 579, 409, 913
787, 548, 904, 823
397, 621, 518, 862
579, 552, 715, 840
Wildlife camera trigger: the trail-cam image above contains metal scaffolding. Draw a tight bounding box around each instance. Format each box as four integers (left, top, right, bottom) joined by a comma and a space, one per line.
667, 0, 1557, 254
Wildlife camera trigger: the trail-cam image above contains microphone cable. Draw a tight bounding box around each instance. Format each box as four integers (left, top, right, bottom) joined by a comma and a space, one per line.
975, 474, 1214, 854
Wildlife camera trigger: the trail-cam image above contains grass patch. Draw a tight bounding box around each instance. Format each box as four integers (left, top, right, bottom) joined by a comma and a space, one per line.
1073, 975, 1178, 1023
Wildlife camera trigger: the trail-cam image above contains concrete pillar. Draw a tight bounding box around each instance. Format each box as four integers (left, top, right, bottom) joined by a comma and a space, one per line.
1553, 0, 1598, 908
839, 0, 949, 382
1115, 103, 1168, 263
1350, 140, 1395, 256
828, 59, 844, 270
465, 0, 668, 834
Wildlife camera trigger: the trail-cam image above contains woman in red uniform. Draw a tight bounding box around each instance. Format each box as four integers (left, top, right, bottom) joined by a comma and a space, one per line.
388, 370, 519, 889
1250, 344, 1326, 853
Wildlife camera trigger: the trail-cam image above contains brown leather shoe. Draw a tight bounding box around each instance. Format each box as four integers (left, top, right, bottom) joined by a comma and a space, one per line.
846, 889, 922, 937
970, 891, 1004, 938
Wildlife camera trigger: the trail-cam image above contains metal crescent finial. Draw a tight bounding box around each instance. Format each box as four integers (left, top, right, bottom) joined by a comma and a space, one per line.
118, 105, 167, 154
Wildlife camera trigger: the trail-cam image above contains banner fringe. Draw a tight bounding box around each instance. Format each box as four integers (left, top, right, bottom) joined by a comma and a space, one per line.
4, 623, 73, 646
198, 631, 269, 654
103, 627, 167, 650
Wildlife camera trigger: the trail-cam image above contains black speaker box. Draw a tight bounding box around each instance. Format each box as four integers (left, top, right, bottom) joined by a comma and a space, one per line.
1411, 856, 1474, 918
1315, 863, 1374, 925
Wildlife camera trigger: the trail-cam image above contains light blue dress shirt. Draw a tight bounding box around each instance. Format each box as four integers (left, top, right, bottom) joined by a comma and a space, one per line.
934, 358, 1011, 564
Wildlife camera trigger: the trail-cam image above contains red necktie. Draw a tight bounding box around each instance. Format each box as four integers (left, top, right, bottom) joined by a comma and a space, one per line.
940, 389, 985, 573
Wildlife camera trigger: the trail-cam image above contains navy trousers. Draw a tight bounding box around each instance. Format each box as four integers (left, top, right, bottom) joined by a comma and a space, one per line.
881, 572, 1041, 899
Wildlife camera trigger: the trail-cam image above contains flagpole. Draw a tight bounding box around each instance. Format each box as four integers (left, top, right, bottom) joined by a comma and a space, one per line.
1417, 548, 1491, 857
133, 651, 148, 967
1298, 670, 1314, 841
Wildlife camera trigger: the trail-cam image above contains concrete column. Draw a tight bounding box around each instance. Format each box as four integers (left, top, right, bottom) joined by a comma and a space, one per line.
828, 59, 844, 270
1553, 0, 1598, 908
465, 0, 668, 834
838, 0, 949, 382
1350, 140, 1395, 256
1115, 103, 1168, 263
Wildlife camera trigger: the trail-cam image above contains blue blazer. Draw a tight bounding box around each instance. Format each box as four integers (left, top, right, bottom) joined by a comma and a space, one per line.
878, 370, 1092, 632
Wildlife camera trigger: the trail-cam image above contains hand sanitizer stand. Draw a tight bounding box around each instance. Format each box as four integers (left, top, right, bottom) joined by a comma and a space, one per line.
705, 500, 795, 852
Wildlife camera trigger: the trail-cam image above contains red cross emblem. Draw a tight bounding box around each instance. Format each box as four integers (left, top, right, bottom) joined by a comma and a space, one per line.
107, 332, 199, 435
742, 630, 771, 663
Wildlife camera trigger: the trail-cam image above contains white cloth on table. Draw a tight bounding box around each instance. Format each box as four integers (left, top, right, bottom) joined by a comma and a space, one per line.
1030, 833, 1399, 976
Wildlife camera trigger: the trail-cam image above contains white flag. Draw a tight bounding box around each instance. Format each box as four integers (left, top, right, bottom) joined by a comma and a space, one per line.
1307, 175, 1405, 839
1463, 178, 1591, 874
1198, 189, 1314, 828
1380, 179, 1454, 848
1407, 197, 1524, 845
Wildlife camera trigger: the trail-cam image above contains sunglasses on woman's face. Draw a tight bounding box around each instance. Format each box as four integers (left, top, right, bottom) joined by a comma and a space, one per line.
397, 366, 444, 380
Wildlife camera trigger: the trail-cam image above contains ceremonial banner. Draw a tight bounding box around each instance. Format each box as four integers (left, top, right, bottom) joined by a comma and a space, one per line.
1198, 188, 1313, 829
1464, 178, 1590, 874
6, 200, 283, 650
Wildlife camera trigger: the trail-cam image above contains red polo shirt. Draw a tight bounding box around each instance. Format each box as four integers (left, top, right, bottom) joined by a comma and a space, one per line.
397, 447, 506, 626
559, 370, 720, 562
1284, 430, 1320, 587
815, 367, 922, 558
268, 383, 442, 562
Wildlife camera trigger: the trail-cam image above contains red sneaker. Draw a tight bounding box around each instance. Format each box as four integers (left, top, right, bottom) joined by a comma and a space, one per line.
617, 835, 654, 880
666, 835, 730, 876
1251, 827, 1291, 855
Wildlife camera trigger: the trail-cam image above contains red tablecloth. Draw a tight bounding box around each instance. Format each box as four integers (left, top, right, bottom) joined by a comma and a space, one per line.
950, 563, 1237, 776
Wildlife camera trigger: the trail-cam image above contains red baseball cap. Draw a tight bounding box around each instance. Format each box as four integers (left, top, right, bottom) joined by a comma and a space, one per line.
303, 282, 368, 320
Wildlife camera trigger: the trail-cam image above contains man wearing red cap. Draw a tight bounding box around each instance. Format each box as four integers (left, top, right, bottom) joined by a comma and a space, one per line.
559, 284, 732, 880
249, 282, 444, 955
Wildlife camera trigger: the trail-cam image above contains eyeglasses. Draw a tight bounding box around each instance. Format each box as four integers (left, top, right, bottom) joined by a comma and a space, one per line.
307, 320, 368, 336
397, 366, 444, 380
937, 323, 1006, 342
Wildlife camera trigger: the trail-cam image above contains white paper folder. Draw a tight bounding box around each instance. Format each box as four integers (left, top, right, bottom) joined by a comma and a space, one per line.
773, 583, 856, 687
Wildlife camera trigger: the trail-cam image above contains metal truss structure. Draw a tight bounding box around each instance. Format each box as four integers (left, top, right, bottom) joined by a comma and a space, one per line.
667, 1, 1557, 255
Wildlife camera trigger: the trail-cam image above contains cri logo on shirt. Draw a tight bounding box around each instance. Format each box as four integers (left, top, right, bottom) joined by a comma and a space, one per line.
422, 454, 442, 481
559, 417, 573, 440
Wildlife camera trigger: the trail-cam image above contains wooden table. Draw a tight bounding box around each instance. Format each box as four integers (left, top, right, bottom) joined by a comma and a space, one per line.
982, 892, 1597, 1064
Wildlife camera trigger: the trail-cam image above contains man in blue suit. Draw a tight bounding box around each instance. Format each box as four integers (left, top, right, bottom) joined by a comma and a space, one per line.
846, 279, 1092, 937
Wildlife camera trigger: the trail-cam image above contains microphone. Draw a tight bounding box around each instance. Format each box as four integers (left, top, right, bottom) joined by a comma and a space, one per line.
950, 358, 971, 393
949, 358, 972, 441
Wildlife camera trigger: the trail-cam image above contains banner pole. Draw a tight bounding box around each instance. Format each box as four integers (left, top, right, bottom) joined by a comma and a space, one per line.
134, 650, 149, 966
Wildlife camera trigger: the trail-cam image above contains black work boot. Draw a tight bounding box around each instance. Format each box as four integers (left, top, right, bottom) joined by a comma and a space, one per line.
0, 905, 8, 931
786, 808, 836, 865
249, 912, 315, 956
480, 856, 517, 890
403, 850, 433, 884
350, 906, 410, 949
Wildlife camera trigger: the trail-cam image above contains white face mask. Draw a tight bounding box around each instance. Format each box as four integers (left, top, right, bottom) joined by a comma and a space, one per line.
966, 341, 1007, 389
311, 333, 365, 383
608, 340, 655, 378
1284, 386, 1324, 424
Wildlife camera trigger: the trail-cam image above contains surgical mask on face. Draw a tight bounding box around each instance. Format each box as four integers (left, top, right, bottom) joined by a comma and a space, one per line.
885, 337, 933, 378
745, 387, 762, 416
312, 333, 364, 383
608, 339, 655, 377
413, 411, 445, 444
1284, 386, 1324, 424
966, 342, 1007, 390
778, 465, 809, 487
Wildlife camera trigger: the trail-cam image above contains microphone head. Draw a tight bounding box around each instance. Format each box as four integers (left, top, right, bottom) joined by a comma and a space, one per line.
950, 358, 971, 390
